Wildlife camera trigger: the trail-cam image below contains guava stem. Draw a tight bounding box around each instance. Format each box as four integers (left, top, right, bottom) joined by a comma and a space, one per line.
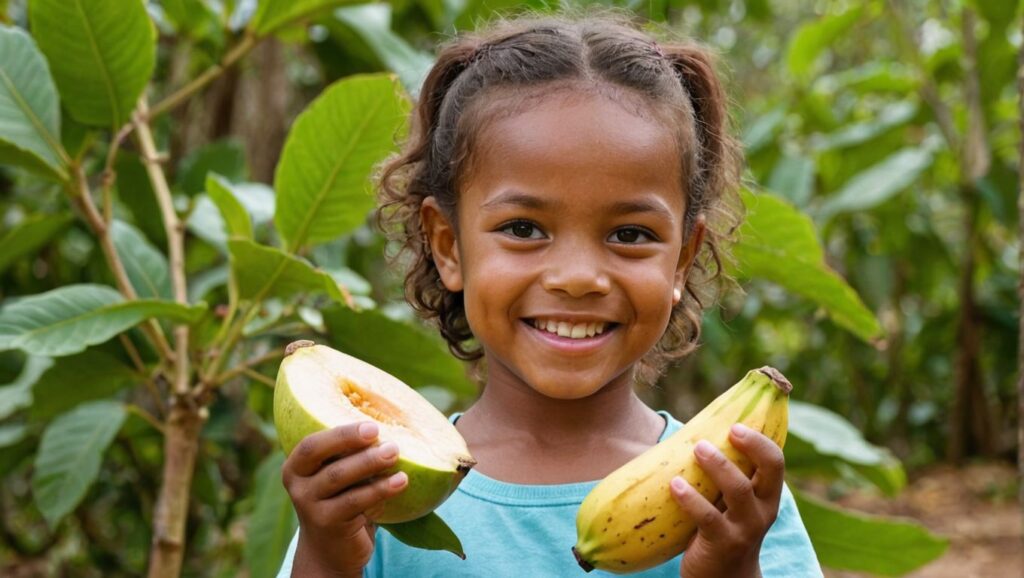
285, 340, 317, 357
757, 366, 793, 395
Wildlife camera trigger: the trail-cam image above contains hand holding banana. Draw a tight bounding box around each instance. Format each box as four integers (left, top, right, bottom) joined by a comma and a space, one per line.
573, 368, 791, 576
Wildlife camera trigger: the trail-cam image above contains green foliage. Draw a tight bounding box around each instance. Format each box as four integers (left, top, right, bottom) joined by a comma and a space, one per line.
28, 0, 155, 128
32, 400, 126, 528
0, 213, 73, 275
0, 25, 67, 179
228, 238, 348, 304
273, 74, 410, 251
381, 512, 465, 559
245, 451, 298, 578
249, 0, 362, 37
792, 488, 949, 575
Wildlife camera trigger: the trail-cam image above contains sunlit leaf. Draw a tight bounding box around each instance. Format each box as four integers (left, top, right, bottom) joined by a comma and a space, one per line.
0, 284, 207, 357
206, 173, 253, 240
249, 0, 361, 37
733, 190, 882, 342
818, 147, 933, 219
29, 0, 155, 128
228, 239, 348, 305
786, 6, 865, 80
334, 5, 435, 99
274, 74, 409, 251
32, 400, 126, 528
0, 25, 67, 179
792, 488, 948, 575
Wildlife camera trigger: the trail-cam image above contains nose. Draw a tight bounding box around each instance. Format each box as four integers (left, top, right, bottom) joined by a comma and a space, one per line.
540, 238, 612, 298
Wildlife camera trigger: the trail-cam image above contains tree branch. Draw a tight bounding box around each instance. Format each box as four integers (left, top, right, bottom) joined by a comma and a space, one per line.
70, 165, 175, 362
211, 346, 286, 387
146, 33, 257, 121
133, 102, 192, 397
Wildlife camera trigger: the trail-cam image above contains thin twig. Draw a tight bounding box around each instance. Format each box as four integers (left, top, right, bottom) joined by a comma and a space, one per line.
147, 33, 257, 121
211, 346, 286, 386
242, 368, 276, 388
126, 404, 167, 435
100, 122, 137, 225
133, 101, 192, 397
71, 165, 175, 362
119, 334, 168, 417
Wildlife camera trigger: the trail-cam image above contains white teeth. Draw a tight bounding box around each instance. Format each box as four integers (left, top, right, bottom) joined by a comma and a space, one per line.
532, 319, 609, 339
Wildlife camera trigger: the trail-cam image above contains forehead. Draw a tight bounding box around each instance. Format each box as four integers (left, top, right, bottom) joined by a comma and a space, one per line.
461, 89, 684, 212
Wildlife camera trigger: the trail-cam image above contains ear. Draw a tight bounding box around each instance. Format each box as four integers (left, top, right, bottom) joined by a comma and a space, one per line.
421, 196, 464, 292
673, 215, 706, 304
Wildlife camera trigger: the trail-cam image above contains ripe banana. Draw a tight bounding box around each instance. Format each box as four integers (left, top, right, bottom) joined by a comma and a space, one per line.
572, 367, 791, 574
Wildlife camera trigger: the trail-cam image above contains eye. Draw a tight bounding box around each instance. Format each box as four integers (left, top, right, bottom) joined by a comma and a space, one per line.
609, 226, 656, 244
499, 220, 545, 239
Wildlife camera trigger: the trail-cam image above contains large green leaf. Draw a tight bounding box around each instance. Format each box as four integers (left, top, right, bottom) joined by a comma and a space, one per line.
29, 0, 156, 128
733, 190, 882, 342
29, 349, 138, 421
818, 147, 933, 219
206, 173, 253, 240
0, 355, 53, 420
111, 220, 172, 300
793, 488, 948, 575
249, 0, 361, 36
31, 400, 126, 528
0, 213, 73, 275
785, 6, 865, 80
245, 451, 298, 578
786, 401, 906, 496
274, 74, 409, 251
0, 284, 207, 357
228, 239, 348, 305
810, 101, 918, 151
0, 25, 67, 179
334, 5, 435, 99
323, 307, 477, 396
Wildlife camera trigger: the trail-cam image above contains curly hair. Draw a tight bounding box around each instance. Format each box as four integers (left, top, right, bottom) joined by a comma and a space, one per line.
375, 7, 744, 386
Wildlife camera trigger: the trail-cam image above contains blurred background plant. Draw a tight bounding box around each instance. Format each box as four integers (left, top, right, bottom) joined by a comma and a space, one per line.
0, 0, 1019, 576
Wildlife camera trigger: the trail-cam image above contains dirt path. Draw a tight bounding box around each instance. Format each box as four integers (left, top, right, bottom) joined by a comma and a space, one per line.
821, 462, 1021, 578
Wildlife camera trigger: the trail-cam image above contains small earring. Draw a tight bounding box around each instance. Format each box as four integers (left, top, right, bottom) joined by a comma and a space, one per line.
672, 287, 682, 304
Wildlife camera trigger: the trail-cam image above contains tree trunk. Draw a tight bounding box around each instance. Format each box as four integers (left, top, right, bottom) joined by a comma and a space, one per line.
241, 38, 290, 184
1016, 9, 1024, 555
147, 397, 205, 578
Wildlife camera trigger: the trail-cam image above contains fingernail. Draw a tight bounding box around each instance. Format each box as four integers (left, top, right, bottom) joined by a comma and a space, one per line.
389, 472, 408, 488
670, 476, 688, 493
378, 442, 398, 459
731, 423, 750, 438
358, 422, 379, 440
695, 440, 717, 459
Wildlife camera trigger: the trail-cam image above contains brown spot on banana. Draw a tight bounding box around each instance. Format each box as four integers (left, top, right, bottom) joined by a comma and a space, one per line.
633, 517, 656, 529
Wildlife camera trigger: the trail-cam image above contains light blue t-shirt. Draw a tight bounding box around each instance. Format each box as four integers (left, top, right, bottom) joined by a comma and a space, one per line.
276, 411, 822, 577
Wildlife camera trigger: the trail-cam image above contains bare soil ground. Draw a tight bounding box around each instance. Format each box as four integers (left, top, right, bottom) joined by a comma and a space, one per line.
820, 461, 1021, 578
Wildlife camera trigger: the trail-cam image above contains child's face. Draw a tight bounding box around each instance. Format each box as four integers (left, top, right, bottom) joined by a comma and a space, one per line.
424, 91, 700, 400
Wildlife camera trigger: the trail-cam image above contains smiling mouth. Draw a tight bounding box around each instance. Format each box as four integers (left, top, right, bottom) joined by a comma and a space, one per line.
524, 318, 618, 340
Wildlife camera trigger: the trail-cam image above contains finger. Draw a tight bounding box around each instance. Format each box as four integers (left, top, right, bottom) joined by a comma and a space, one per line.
312, 441, 400, 499
320, 471, 409, 524
729, 424, 785, 501
286, 422, 380, 477
693, 440, 756, 518
670, 476, 726, 541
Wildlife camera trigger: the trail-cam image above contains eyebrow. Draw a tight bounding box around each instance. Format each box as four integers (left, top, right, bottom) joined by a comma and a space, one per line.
479, 190, 676, 220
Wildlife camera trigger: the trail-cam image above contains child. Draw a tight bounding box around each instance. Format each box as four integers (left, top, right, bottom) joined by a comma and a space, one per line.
277, 8, 821, 577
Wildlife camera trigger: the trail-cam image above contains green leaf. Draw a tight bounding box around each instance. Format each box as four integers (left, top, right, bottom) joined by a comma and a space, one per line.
206, 173, 253, 240
29, 0, 156, 128
785, 6, 864, 80
187, 179, 275, 249
811, 101, 918, 151
0, 355, 53, 420
115, 152, 166, 247
334, 5, 436, 99
766, 154, 815, 207
228, 239, 348, 305
274, 74, 409, 251
0, 25, 67, 179
0, 213, 73, 275
742, 108, 785, 154
111, 220, 172, 300
323, 307, 477, 396
786, 401, 906, 495
381, 512, 465, 559
245, 451, 299, 578
29, 349, 138, 421
0, 284, 207, 357
733, 190, 882, 342
792, 488, 948, 575
32, 400, 126, 528
249, 0, 361, 36
818, 147, 933, 219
